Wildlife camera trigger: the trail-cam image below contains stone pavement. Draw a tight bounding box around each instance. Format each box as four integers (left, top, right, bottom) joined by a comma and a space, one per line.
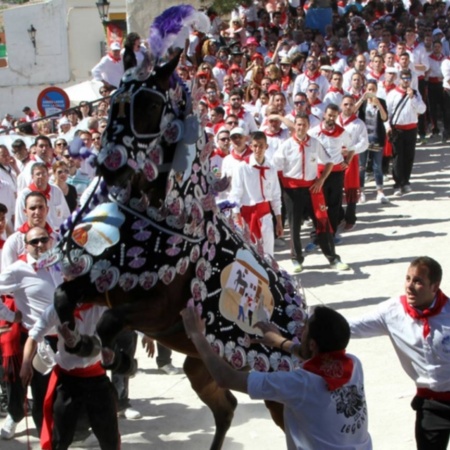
5, 139, 450, 449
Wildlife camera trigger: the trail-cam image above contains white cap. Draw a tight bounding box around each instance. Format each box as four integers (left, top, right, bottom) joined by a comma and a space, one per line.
433, 28, 444, 36
386, 67, 398, 75
230, 127, 246, 136
110, 42, 121, 51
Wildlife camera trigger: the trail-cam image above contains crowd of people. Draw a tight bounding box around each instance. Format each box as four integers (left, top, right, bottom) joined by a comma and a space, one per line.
0, 0, 449, 448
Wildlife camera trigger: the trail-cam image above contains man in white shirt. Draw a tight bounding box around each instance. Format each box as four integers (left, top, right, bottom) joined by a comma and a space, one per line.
228, 132, 282, 256
386, 69, 426, 196
15, 163, 70, 232
181, 304, 372, 450
0, 226, 62, 440
293, 56, 329, 101
273, 113, 349, 272
348, 256, 450, 450
91, 42, 124, 90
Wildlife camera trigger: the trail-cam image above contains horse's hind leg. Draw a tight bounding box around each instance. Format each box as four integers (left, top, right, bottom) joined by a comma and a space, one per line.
184, 356, 237, 450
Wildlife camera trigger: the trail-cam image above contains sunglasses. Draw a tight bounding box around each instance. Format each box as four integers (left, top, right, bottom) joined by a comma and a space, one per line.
226, 121, 238, 125
219, 137, 230, 142
308, 88, 319, 92
230, 134, 243, 139
26, 236, 50, 246
401, 77, 412, 81
56, 142, 67, 147
294, 101, 307, 105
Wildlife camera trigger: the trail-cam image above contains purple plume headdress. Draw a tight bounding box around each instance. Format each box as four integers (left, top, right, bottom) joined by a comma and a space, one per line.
148, 5, 210, 60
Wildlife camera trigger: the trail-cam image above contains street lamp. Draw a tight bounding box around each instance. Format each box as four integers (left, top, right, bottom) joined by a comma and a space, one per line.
96, 0, 110, 25
28, 24, 37, 51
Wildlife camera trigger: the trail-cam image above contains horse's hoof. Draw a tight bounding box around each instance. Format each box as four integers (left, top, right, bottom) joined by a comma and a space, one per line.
101, 347, 116, 369
58, 321, 80, 349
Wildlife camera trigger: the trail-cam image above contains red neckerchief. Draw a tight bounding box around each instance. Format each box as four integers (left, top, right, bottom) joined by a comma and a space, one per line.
215, 61, 229, 71
108, 53, 121, 63
230, 147, 252, 162
429, 53, 445, 62
225, 105, 245, 119
330, 56, 340, 65
18, 222, 53, 235
74, 303, 94, 321
253, 160, 269, 200
0, 239, 4, 250
406, 41, 419, 52
350, 91, 362, 101
384, 82, 396, 93
340, 48, 353, 56
400, 290, 448, 338
395, 86, 407, 94
28, 182, 51, 200
206, 98, 221, 110
303, 350, 354, 391
281, 74, 291, 90
328, 86, 344, 94
309, 98, 322, 107
293, 134, 310, 178
339, 113, 358, 127
30, 155, 52, 169
265, 129, 282, 137
305, 70, 321, 81
211, 148, 228, 158
369, 68, 385, 80
319, 122, 345, 137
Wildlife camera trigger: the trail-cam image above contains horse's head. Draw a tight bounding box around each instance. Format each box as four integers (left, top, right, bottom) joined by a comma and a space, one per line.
97, 49, 189, 197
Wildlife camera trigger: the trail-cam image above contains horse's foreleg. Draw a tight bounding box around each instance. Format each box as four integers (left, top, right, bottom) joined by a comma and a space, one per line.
184, 356, 237, 450
264, 400, 285, 431
96, 306, 136, 374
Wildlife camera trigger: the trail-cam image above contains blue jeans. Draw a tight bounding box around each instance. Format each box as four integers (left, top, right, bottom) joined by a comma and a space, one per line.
359, 148, 384, 188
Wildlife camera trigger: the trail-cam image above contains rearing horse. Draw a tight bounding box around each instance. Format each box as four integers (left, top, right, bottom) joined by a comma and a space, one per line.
46, 6, 308, 449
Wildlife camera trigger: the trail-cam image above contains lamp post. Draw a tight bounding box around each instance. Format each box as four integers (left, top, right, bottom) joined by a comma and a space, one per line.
95, 0, 110, 25
28, 24, 37, 52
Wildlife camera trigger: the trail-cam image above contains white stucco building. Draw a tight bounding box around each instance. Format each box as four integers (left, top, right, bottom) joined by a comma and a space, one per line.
0, 0, 200, 118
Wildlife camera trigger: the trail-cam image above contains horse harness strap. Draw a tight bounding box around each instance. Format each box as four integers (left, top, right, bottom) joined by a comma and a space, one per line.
108, 194, 203, 244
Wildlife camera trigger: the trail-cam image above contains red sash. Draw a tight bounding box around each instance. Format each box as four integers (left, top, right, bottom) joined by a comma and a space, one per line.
41, 362, 106, 450
400, 290, 448, 338
240, 201, 271, 240
303, 350, 354, 391
344, 155, 360, 202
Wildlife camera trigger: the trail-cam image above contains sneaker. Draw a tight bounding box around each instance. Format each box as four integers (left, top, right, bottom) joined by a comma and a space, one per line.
343, 223, 355, 232
334, 236, 343, 245
1, 415, 18, 440
402, 185, 412, 194
291, 260, 303, 273
118, 407, 142, 420
376, 193, 389, 204
304, 242, 318, 253
359, 192, 366, 204
330, 260, 350, 271
417, 137, 427, 146
159, 363, 182, 375
274, 238, 286, 249
393, 189, 402, 197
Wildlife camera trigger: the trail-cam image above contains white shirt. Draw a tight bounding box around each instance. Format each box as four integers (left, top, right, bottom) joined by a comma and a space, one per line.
0, 255, 63, 330
386, 88, 426, 127
248, 355, 372, 450
349, 296, 450, 392
293, 72, 329, 101
308, 124, 353, 165
91, 55, 124, 88
441, 58, 450, 89
15, 184, 70, 232
273, 135, 331, 180
29, 304, 107, 370
264, 128, 291, 163
338, 115, 369, 155
228, 154, 281, 215
405, 42, 430, 78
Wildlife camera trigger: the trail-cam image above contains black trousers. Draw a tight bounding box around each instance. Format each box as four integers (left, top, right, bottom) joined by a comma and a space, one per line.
412, 396, 450, 450
418, 78, 428, 138
392, 128, 417, 188
443, 90, 450, 136
284, 186, 339, 264
322, 171, 345, 236
428, 82, 446, 133
52, 372, 120, 450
